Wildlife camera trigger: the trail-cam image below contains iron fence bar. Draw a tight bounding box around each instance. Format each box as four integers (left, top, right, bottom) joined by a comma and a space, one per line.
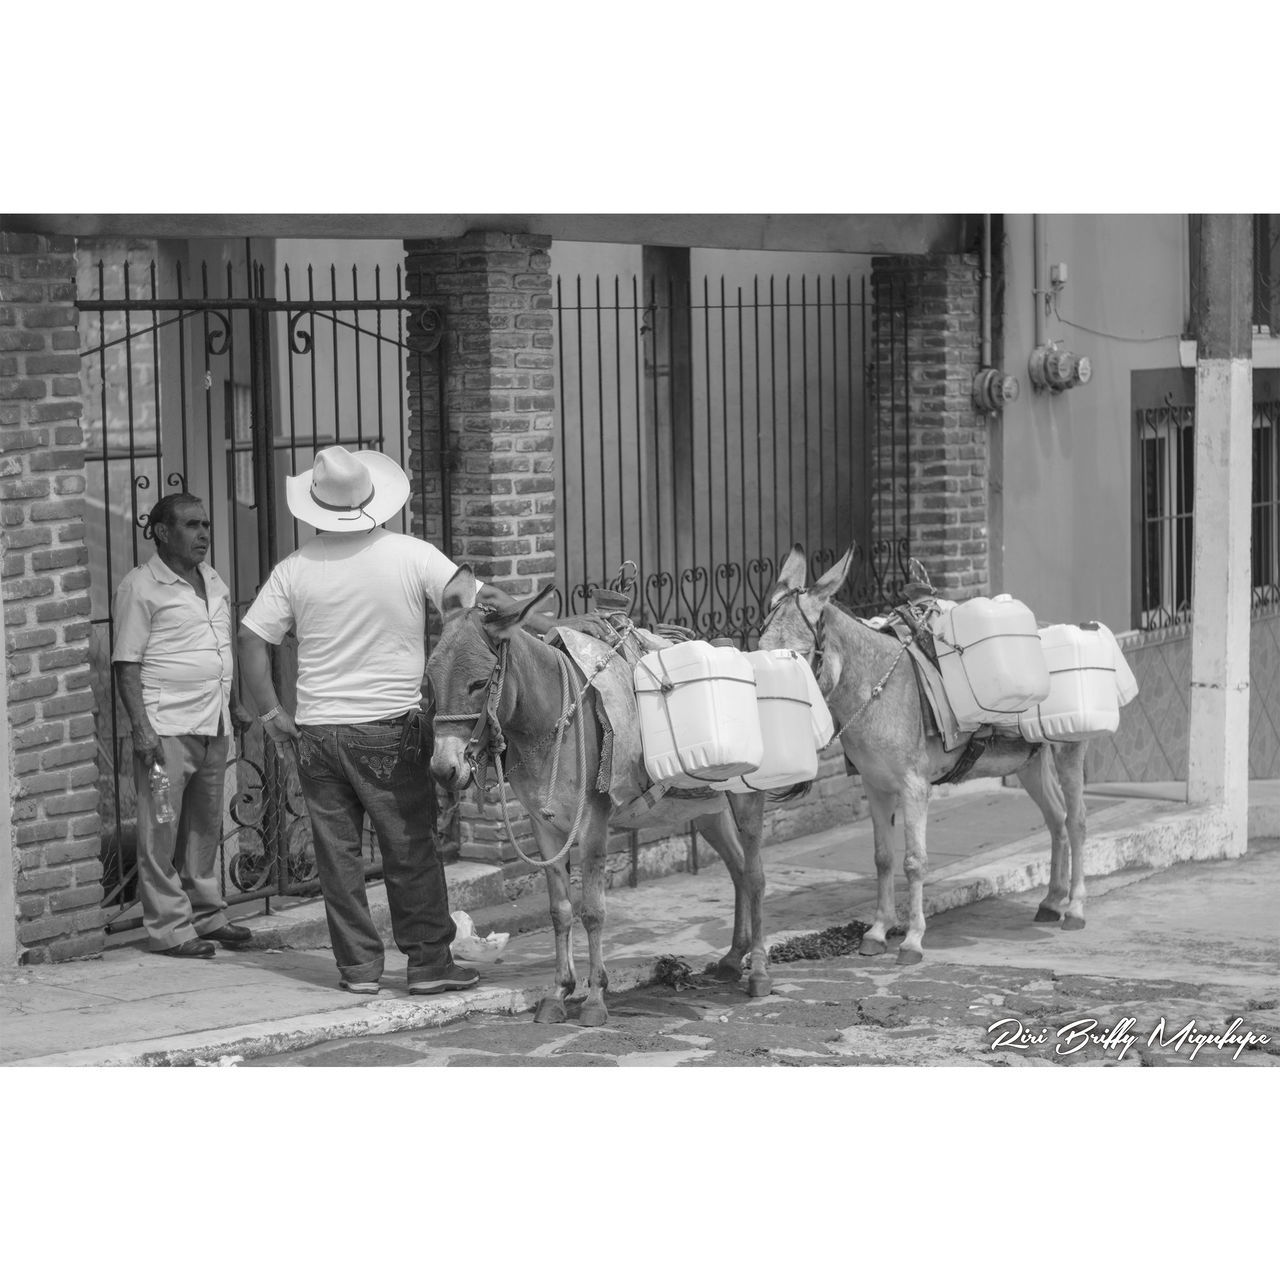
612, 274, 623, 586
631, 274, 645, 603
576, 274, 588, 606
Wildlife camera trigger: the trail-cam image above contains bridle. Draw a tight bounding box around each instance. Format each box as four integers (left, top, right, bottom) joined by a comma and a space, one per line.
430, 610, 595, 869
760, 584, 911, 733
760, 586, 826, 677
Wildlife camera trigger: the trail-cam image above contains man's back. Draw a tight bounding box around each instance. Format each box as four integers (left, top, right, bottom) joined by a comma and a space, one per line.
242, 528, 459, 724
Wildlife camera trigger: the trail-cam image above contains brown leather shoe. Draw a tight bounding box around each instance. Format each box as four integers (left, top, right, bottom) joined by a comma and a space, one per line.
160, 938, 216, 959
201, 923, 252, 947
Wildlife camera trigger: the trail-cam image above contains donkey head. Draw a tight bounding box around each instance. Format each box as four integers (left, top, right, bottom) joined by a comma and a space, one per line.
426, 567, 553, 791
759, 543, 856, 684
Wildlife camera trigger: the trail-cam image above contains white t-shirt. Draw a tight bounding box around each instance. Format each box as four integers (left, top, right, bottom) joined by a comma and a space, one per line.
241, 529, 464, 725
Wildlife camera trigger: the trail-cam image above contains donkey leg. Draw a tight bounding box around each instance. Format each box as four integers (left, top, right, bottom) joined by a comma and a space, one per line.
897, 776, 930, 964
533, 853, 576, 1024
577, 809, 612, 1027
723, 794, 770, 996
859, 783, 899, 956
1019, 747, 1072, 923
1057, 743, 1089, 930
693, 808, 750, 981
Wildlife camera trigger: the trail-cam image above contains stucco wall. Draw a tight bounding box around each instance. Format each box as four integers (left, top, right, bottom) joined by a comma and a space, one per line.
998, 214, 1189, 631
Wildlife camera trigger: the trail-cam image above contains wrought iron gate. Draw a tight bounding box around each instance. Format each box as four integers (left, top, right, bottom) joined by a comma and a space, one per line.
553, 269, 912, 644
78, 247, 444, 928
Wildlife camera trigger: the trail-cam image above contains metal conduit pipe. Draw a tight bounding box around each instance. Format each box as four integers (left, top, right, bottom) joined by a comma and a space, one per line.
972, 213, 1020, 410
980, 211, 993, 369
1033, 212, 1046, 349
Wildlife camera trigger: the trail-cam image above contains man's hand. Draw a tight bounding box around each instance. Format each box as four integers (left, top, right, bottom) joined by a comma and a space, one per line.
230, 700, 256, 734
130, 726, 163, 771
262, 707, 300, 752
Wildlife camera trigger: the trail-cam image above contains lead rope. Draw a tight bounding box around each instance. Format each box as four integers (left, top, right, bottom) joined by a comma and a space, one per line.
824, 635, 911, 742
491, 644, 592, 869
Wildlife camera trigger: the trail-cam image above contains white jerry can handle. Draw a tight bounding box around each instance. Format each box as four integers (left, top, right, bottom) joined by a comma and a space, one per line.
795, 656, 835, 749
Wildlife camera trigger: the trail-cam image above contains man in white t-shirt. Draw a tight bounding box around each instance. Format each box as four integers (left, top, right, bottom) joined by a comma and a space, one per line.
238, 446, 480, 996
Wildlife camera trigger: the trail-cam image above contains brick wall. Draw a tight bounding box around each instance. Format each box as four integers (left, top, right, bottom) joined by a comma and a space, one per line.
1, 232, 104, 963
403, 230, 558, 865
404, 230, 557, 593
871, 254, 987, 598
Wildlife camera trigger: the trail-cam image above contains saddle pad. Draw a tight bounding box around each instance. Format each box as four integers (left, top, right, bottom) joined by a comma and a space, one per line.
880, 617, 965, 753
548, 625, 672, 813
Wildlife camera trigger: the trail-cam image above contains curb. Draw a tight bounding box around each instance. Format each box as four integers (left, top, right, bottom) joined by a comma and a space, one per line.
9, 956, 665, 1068
17, 797, 1239, 1067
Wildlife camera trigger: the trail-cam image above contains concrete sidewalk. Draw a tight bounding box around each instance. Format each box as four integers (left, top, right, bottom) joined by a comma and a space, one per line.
4, 779, 1275, 1067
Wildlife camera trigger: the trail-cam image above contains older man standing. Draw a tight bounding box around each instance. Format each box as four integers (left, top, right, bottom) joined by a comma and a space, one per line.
113, 492, 253, 958
238, 446, 480, 997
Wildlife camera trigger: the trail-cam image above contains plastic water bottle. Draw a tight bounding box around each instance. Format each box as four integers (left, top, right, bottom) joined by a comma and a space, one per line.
150, 762, 176, 825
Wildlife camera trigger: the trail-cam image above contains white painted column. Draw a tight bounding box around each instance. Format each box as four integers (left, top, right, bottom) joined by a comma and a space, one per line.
1187, 214, 1253, 854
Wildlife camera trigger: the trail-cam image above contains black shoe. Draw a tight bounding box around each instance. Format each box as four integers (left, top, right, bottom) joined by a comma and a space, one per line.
408, 964, 480, 995
201, 923, 253, 947
159, 938, 216, 959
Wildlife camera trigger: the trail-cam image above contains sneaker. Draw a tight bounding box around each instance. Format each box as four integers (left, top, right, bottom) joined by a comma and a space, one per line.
339, 979, 381, 995
407, 964, 480, 995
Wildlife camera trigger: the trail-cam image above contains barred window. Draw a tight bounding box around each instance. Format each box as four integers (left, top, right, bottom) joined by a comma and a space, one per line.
1136, 392, 1195, 630
1134, 374, 1280, 629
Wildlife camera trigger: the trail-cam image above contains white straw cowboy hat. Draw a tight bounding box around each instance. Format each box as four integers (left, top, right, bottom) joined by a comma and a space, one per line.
285, 446, 410, 532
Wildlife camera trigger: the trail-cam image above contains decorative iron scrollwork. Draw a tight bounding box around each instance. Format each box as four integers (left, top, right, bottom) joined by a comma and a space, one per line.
408, 307, 445, 352
205, 311, 233, 357
287, 311, 314, 356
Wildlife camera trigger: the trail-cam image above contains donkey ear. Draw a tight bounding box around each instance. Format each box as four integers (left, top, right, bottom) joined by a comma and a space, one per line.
810, 543, 856, 604
772, 543, 808, 600
519, 581, 558, 625
482, 582, 557, 644
441, 565, 478, 620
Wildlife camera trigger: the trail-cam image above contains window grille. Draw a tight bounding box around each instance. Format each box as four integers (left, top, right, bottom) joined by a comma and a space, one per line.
1135, 380, 1280, 628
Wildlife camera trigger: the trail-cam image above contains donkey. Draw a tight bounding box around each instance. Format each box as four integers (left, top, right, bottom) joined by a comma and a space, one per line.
426, 567, 772, 1026
759, 544, 1089, 964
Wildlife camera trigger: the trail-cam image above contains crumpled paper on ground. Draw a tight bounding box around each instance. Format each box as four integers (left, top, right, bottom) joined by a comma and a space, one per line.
450, 910, 509, 963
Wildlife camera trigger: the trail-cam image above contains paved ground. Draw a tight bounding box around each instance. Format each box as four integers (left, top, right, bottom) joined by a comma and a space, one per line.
248, 848, 1280, 1067
3, 780, 1276, 1067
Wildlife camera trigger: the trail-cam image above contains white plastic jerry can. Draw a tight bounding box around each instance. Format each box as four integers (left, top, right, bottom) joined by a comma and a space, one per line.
633, 639, 764, 786
930, 593, 1051, 732
1093, 620, 1139, 706
713, 649, 823, 794
1018, 622, 1121, 743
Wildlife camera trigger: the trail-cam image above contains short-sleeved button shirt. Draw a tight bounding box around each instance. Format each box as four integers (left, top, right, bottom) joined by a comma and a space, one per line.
112, 556, 234, 736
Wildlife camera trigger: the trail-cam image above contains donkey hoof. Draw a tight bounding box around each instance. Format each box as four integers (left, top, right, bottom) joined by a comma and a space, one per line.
896, 946, 924, 966
859, 936, 887, 957
1061, 915, 1086, 932
747, 973, 773, 998
578, 999, 609, 1028
1034, 905, 1064, 923
533, 996, 567, 1024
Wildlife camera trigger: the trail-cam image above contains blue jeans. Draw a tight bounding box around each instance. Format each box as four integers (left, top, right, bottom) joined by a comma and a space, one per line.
295, 717, 455, 985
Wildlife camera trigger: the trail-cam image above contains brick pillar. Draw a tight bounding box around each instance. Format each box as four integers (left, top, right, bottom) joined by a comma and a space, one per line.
871, 253, 987, 598
404, 230, 556, 592
1, 232, 104, 965
403, 230, 556, 867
